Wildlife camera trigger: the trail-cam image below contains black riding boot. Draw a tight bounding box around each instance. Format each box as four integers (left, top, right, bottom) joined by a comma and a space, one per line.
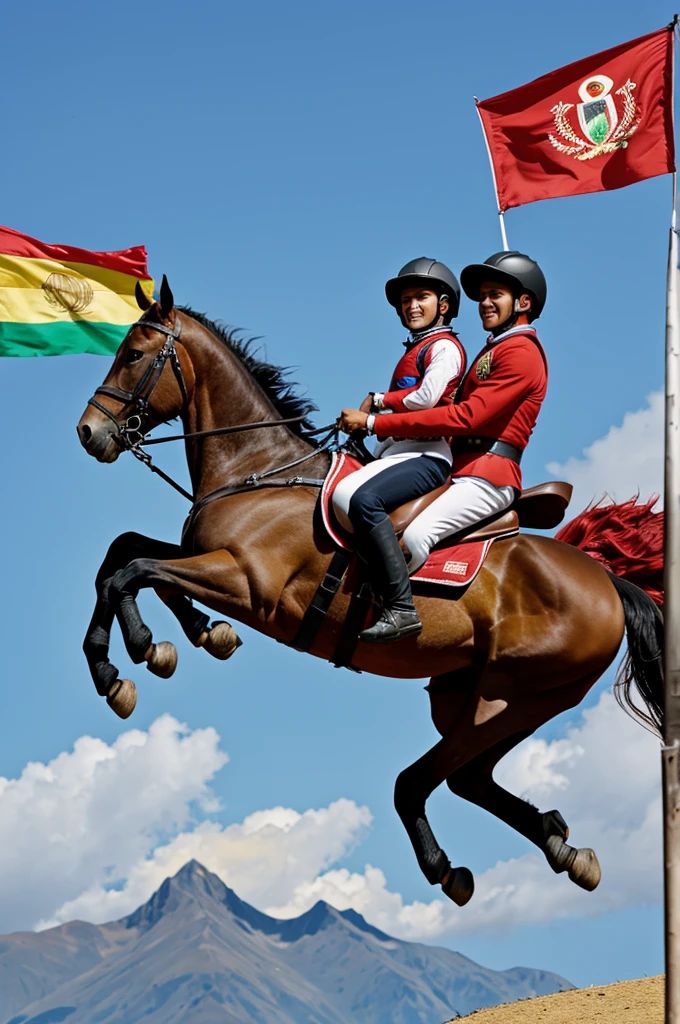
358, 518, 422, 644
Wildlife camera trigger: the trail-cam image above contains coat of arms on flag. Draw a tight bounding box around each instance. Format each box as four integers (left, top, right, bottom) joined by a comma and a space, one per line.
549, 74, 641, 160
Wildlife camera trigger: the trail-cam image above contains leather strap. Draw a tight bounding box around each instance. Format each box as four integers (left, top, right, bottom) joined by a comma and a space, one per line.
331, 575, 373, 671
190, 476, 325, 522
293, 550, 352, 652
451, 436, 523, 464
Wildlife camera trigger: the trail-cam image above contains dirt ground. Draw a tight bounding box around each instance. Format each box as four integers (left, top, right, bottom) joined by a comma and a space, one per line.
451, 975, 664, 1023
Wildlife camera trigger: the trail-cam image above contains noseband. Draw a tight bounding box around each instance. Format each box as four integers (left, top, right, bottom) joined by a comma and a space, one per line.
87, 317, 187, 448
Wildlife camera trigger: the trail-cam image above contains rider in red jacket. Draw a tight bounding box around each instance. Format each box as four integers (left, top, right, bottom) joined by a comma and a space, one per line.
334, 258, 465, 644
340, 251, 548, 572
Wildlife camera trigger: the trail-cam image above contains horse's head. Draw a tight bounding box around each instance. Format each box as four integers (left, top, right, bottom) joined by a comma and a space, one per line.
77, 276, 193, 462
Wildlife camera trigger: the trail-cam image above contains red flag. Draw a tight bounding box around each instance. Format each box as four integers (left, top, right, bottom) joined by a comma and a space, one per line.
477, 26, 675, 211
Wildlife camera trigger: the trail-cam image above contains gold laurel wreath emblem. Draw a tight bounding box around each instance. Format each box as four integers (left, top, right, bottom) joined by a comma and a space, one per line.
548, 79, 641, 161
41, 272, 94, 314
476, 351, 493, 380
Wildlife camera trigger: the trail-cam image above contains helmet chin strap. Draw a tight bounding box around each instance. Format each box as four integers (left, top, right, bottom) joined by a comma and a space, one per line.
490, 297, 529, 337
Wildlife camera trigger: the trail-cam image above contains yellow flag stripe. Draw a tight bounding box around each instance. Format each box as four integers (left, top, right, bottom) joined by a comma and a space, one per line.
0, 253, 154, 325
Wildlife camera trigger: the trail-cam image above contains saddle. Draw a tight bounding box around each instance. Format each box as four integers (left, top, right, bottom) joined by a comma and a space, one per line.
293, 453, 573, 671
321, 452, 573, 555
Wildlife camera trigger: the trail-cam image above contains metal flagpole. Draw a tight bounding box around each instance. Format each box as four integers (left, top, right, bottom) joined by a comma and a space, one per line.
664, 166, 680, 1024
475, 98, 510, 250
665, 20, 680, 1021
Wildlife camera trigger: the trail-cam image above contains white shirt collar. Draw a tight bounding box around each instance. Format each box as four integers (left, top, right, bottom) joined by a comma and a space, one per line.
486, 324, 537, 346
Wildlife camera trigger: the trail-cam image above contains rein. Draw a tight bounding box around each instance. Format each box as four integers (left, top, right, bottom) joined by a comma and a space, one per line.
86, 315, 338, 504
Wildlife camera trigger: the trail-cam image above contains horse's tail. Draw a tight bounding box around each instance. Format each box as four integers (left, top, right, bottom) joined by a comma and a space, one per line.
606, 573, 664, 737
555, 496, 664, 736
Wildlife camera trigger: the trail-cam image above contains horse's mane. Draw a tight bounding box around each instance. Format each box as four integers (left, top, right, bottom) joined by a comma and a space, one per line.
178, 305, 319, 442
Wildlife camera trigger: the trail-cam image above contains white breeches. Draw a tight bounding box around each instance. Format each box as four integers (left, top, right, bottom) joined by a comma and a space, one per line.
332, 451, 425, 534
403, 475, 516, 571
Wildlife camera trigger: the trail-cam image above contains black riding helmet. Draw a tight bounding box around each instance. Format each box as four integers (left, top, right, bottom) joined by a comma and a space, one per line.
460, 251, 547, 322
385, 257, 461, 328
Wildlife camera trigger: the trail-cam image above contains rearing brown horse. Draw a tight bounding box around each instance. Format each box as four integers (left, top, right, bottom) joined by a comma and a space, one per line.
76, 277, 664, 907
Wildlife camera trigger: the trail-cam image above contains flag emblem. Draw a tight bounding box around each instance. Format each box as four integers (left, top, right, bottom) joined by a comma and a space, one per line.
549, 75, 641, 161
42, 272, 94, 314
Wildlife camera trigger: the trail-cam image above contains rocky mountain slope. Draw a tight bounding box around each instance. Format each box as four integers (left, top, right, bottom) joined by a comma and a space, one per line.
0, 860, 572, 1024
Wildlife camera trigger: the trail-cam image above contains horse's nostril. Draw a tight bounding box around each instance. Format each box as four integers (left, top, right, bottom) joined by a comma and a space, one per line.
78, 423, 92, 445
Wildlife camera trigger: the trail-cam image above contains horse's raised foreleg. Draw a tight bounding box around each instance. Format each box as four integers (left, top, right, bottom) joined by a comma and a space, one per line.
396, 668, 598, 905
101, 549, 248, 716
84, 533, 188, 716
85, 533, 235, 714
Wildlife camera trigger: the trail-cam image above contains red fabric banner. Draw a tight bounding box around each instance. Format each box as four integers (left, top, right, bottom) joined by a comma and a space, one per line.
477, 27, 675, 211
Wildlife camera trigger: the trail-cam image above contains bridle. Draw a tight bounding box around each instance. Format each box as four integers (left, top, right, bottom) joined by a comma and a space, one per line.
87, 317, 188, 450
86, 315, 339, 506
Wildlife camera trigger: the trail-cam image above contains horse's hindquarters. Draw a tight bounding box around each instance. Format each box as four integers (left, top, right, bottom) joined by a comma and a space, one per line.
352, 534, 625, 683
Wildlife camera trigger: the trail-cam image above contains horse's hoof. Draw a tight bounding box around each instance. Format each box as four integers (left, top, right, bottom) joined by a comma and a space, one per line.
442, 866, 474, 906
199, 621, 242, 661
545, 835, 601, 891
568, 848, 601, 891
106, 678, 137, 719
145, 641, 178, 679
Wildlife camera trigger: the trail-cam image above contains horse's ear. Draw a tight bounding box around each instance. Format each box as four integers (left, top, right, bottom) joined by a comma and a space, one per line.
159, 274, 174, 319
135, 281, 152, 311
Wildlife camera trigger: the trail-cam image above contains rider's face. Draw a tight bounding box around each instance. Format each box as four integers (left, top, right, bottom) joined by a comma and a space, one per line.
478, 280, 516, 330
399, 287, 446, 330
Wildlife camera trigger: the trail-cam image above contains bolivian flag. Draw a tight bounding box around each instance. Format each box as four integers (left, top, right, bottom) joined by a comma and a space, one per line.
0, 225, 154, 357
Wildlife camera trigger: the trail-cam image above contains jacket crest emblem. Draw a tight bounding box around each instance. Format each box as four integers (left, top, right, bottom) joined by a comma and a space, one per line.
476, 350, 493, 380
548, 74, 640, 161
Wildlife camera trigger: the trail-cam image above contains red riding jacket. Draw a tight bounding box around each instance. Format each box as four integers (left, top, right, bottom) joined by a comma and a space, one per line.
371, 327, 547, 489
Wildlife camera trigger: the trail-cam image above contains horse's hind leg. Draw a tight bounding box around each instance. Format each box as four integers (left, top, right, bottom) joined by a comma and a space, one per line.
392, 668, 479, 905
395, 669, 600, 904
446, 735, 602, 892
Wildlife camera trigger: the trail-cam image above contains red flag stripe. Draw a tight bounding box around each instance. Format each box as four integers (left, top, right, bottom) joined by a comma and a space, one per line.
0, 225, 151, 279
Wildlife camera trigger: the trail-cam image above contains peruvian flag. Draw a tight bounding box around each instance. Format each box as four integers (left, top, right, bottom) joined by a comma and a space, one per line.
477, 26, 675, 211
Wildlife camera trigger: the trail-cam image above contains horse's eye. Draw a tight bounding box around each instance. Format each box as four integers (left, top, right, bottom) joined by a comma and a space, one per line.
125, 349, 144, 365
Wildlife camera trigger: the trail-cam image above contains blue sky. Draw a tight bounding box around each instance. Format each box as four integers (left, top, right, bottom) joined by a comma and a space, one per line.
0, 0, 671, 991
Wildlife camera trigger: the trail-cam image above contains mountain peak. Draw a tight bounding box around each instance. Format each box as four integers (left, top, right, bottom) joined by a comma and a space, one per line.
122, 861, 397, 945
123, 859, 232, 931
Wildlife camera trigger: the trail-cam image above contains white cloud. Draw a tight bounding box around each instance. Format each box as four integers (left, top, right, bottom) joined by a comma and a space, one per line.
547, 390, 662, 513
2, 698, 660, 945
0, 715, 226, 933
39, 798, 372, 929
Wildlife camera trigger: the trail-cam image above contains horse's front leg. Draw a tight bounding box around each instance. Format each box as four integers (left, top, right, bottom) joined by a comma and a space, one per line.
84, 533, 239, 718
84, 533, 183, 705
103, 550, 248, 717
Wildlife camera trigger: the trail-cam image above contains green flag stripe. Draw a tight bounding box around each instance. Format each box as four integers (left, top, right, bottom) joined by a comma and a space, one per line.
0, 321, 128, 357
